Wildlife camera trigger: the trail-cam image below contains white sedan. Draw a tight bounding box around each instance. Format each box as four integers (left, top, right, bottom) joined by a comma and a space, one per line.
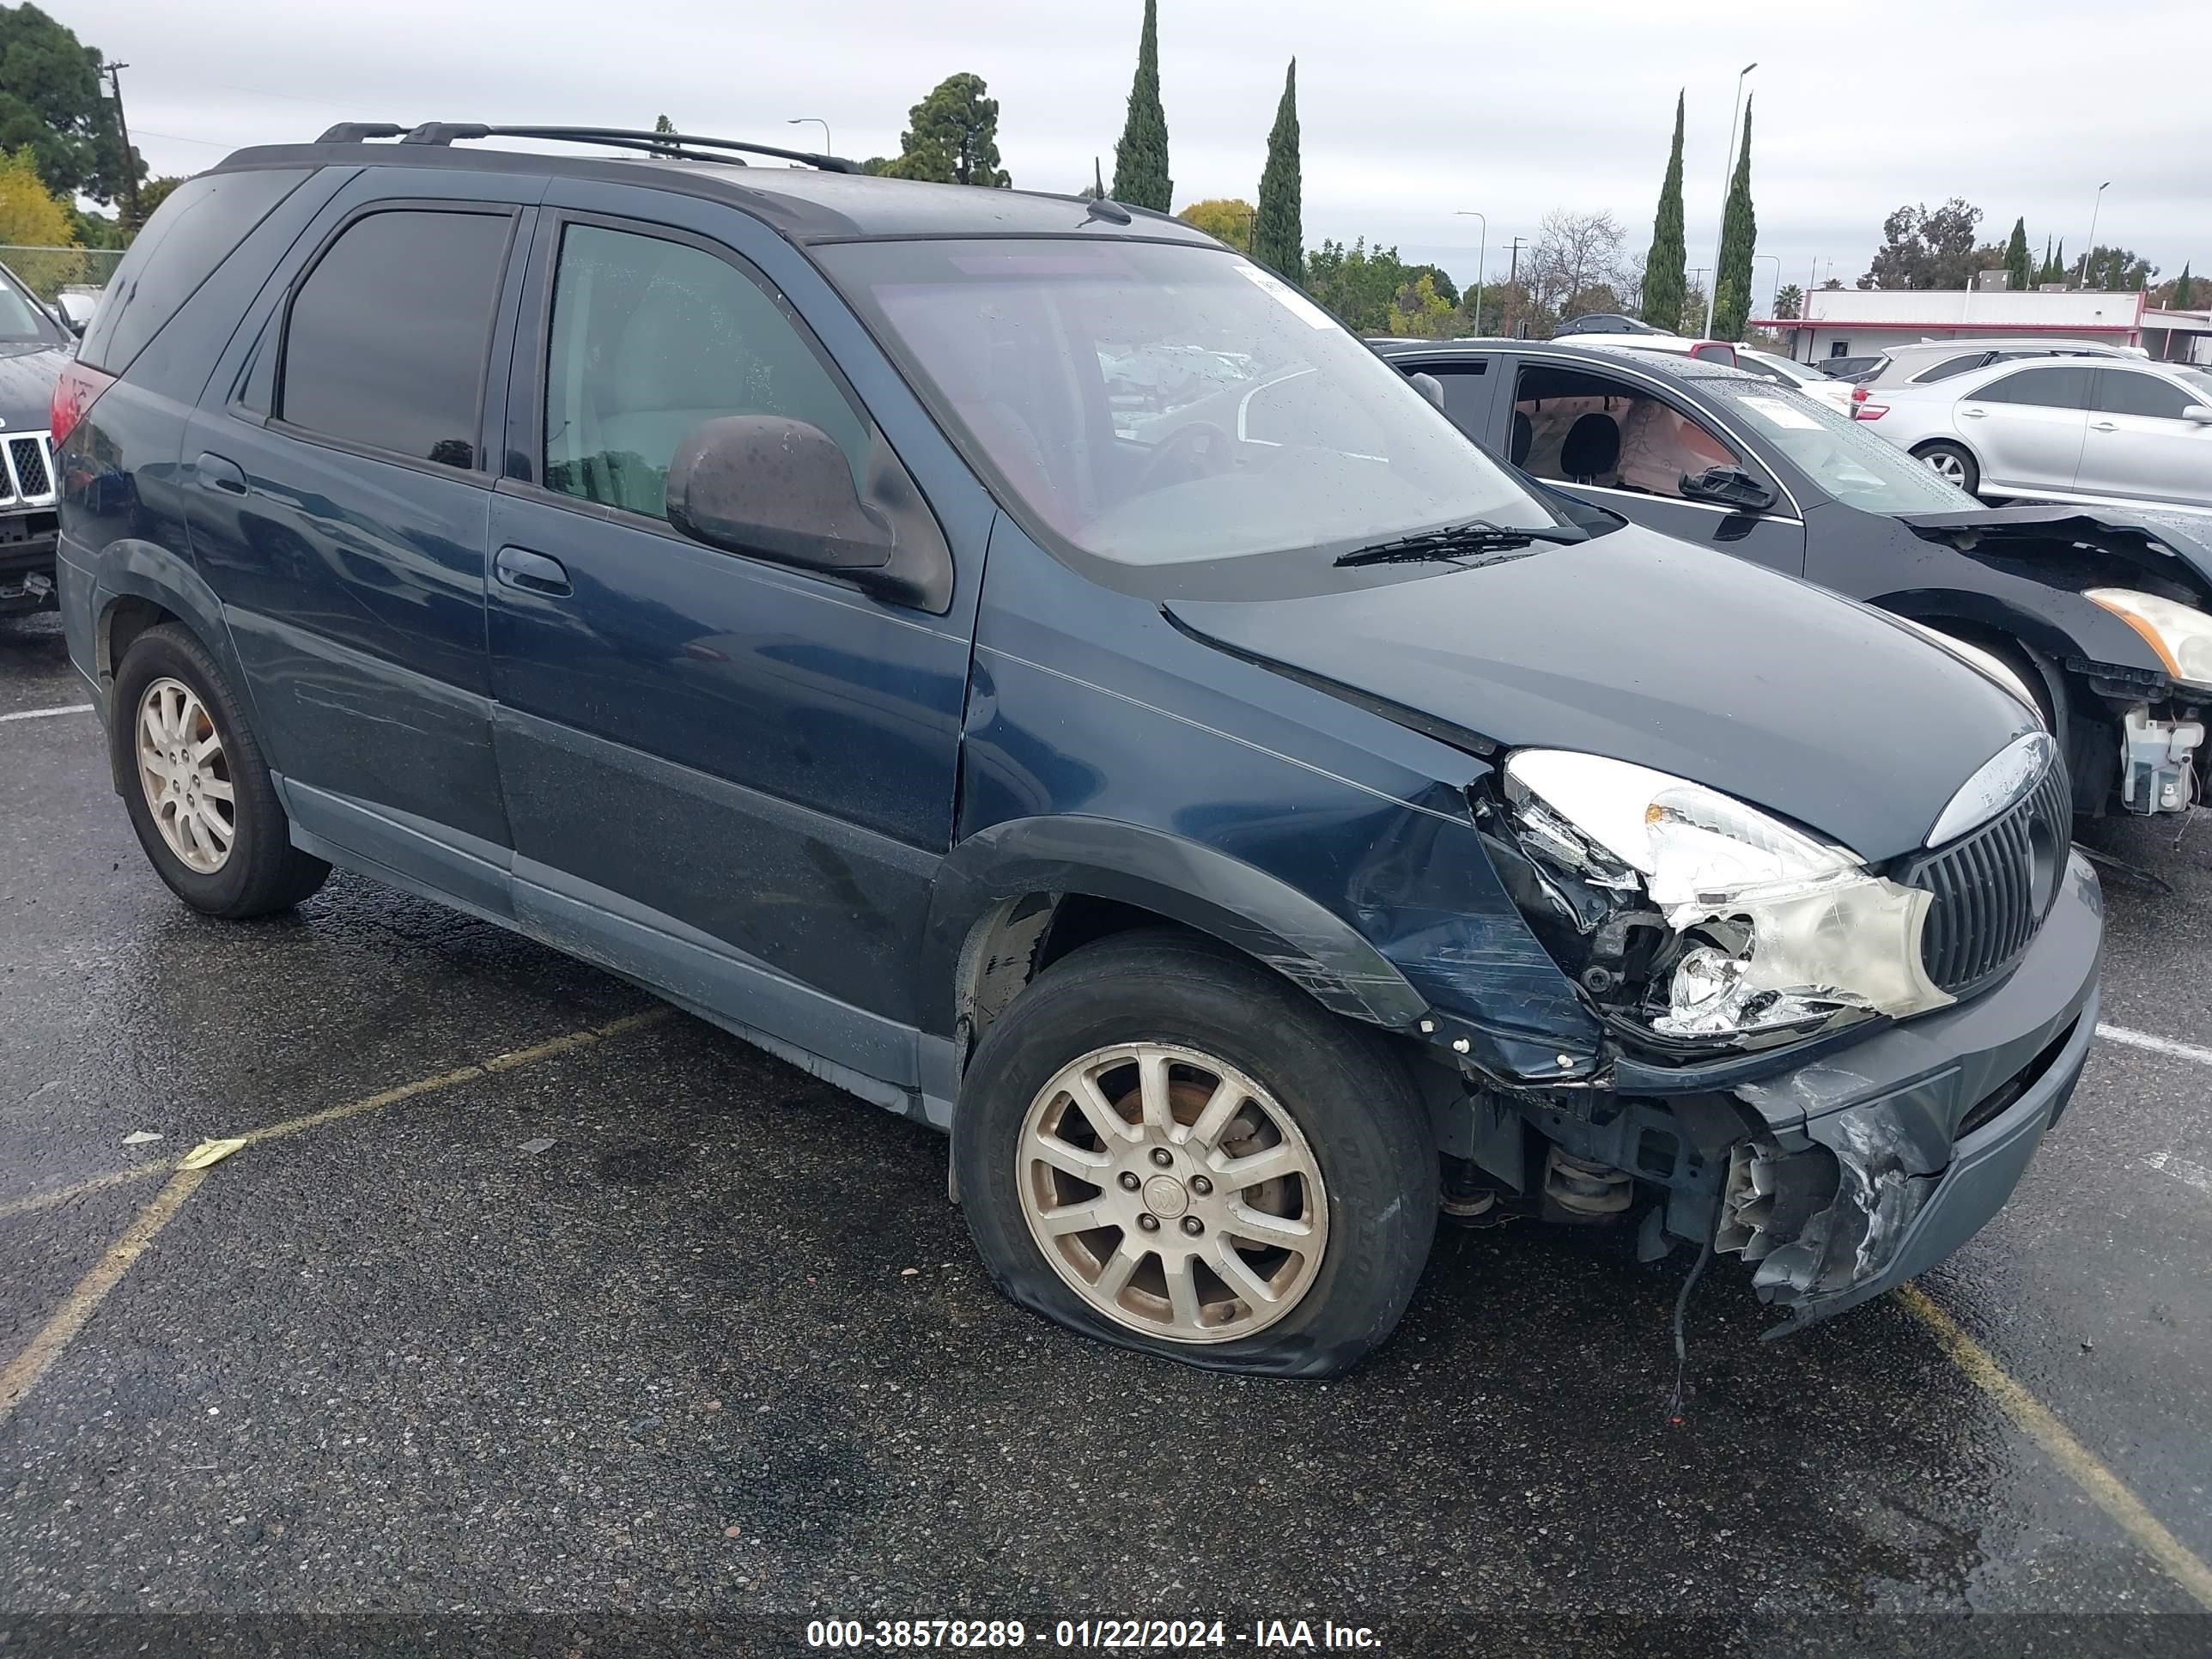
1854, 356, 2212, 513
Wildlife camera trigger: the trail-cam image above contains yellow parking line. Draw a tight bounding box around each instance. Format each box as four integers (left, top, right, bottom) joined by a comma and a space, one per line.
1899, 1285, 2212, 1610
0, 1166, 209, 1418
0, 1163, 171, 1221
0, 1006, 670, 1428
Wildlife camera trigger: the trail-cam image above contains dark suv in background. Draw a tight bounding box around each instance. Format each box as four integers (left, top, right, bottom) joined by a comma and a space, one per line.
0, 258, 72, 617
54, 125, 2100, 1376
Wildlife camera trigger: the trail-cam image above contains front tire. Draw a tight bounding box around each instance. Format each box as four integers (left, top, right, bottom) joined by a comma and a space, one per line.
111, 623, 329, 918
1914, 441, 1979, 494
955, 928, 1437, 1377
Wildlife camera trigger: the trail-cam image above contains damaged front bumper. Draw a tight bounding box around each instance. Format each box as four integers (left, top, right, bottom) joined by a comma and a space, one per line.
1718, 848, 2102, 1332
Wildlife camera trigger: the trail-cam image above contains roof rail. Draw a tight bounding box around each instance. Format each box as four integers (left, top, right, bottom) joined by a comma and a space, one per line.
312, 120, 858, 173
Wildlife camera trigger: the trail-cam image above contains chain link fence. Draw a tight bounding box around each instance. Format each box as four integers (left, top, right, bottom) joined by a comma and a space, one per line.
0, 246, 125, 304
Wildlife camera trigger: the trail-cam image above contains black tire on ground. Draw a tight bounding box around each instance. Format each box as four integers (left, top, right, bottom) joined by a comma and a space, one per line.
109, 622, 330, 918
1913, 441, 1980, 495
954, 927, 1437, 1377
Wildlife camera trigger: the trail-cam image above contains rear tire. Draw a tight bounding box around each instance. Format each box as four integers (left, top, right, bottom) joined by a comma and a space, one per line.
110, 623, 329, 918
954, 927, 1437, 1377
1914, 441, 1979, 495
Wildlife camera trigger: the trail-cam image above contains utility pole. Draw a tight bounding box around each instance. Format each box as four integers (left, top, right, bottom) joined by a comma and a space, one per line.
1703, 62, 1757, 339
1505, 236, 1527, 337
104, 61, 140, 226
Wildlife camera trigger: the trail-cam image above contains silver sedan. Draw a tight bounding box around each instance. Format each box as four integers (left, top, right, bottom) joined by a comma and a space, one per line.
1855, 356, 2212, 512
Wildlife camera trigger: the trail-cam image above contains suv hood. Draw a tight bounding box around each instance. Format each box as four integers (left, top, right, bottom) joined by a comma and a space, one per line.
1167, 525, 2037, 863
0, 341, 67, 430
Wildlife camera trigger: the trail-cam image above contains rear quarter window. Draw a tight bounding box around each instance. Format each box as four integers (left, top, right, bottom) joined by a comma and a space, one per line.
79, 167, 311, 374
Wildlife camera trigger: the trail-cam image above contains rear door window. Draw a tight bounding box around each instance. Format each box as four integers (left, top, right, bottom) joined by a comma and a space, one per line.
541, 222, 869, 522
277, 208, 514, 469
78, 167, 310, 374
1912, 353, 1990, 383
1977, 365, 2091, 409
2094, 369, 2196, 420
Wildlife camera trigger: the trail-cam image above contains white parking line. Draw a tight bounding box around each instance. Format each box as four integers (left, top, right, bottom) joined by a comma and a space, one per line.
2145, 1151, 2212, 1197
0, 702, 93, 723
2096, 1024, 2212, 1068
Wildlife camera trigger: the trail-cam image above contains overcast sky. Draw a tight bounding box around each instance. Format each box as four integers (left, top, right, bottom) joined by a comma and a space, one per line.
81, 0, 2209, 309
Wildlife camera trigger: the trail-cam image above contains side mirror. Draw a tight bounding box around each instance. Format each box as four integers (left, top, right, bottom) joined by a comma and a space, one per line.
1680, 464, 1777, 513
1407, 371, 1446, 410
2183, 404, 2212, 424
665, 415, 950, 609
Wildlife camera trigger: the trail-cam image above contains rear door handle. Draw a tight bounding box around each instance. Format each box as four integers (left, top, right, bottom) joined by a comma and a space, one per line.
2091, 420, 2118, 431
494, 545, 571, 597
197, 452, 248, 495
1959, 407, 1986, 418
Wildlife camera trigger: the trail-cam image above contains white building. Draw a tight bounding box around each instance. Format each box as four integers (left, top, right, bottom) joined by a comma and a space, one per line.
1755, 287, 2148, 365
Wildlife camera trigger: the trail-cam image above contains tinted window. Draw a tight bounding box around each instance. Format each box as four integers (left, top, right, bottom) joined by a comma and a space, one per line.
1425, 366, 1491, 424
544, 223, 867, 521
1913, 353, 1990, 383
79, 168, 309, 374
279, 210, 511, 468
1977, 366, 2090, 409
2095, 370, 2196, 420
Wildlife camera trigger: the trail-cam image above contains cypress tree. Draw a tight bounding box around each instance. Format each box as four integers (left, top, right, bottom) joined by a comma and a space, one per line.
2003, 217, 2031, 290
1253, 58, 1303, 284
1641, 91, 1687, 332
1110, 0, 1171, 212
2051, 238, 2065, 285
2173, 262, 2195, 308
1711, 96, 1756, 340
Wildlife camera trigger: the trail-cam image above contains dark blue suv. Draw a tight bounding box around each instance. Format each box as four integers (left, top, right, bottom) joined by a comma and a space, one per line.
55, 125, 2102, 1375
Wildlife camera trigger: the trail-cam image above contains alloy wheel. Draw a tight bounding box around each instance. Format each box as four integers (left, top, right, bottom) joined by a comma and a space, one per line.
136, 676, 235, 874
1018, 1042, 1328, 1343
1923, 450, 1968, 486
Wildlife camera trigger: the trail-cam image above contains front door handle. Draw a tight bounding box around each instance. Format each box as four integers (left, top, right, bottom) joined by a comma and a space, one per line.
1960, 407, 1987, 419
197, 452, 248, 495
2091, 420, 2118, 431
494, 545, 572, 596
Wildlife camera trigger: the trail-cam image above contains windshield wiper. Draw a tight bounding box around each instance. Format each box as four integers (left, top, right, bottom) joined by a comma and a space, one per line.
1332, 518, 1587, 568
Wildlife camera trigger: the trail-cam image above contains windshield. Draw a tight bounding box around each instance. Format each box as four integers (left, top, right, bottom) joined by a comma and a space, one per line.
0, 265, 64, 343
1708, 381, 1975, 512
818, 238, 1555, 567
2173, 368, 2212, 404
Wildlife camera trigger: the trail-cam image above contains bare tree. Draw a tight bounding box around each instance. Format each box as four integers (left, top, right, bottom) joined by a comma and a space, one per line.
1530, 210, 1630, 317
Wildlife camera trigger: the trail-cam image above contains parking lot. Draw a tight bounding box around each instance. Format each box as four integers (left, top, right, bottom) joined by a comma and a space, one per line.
5, 608, 2212, 1650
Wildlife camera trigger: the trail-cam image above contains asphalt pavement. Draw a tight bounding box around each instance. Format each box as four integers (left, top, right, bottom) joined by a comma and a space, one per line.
5, 610, 2212, 1656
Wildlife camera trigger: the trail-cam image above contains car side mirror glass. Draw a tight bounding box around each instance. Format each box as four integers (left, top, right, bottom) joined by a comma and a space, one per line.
1679, 464, 1777, 513
665, 415, 951, 611
2184, 404, 2212, 424
1407, 371, 1446, 410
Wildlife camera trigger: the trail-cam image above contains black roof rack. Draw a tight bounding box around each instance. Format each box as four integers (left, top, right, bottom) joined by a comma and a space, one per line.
311, 121, 858, 173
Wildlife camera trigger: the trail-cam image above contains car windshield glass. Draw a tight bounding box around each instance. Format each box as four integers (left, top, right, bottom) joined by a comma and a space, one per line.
817, 238, 1559, 567
0, 267, 61, 343
2175, 368, 2212, 404
1710, 382, 1974, 511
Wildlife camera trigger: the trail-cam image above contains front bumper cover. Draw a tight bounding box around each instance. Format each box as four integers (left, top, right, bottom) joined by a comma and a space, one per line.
1723, 849, 2102, 1333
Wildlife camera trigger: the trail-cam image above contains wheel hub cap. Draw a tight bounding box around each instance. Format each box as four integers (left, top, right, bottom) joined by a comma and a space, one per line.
135, 677, 235, 875
1017, 1042, 1329, 1345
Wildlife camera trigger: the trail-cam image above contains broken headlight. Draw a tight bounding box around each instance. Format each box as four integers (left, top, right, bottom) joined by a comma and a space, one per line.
1496, 750, 1953, 1049
2084, 588, 2212, 692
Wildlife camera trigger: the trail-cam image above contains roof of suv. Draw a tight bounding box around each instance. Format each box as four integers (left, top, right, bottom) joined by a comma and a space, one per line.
212, 132, 1220, 246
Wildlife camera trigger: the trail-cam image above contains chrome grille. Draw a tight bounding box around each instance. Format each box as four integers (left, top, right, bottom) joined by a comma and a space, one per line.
1899, 760, 2072, 996
0, 431, 56, 506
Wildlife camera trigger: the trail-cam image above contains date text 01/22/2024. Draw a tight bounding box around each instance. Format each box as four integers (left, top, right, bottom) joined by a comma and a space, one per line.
803, 1619, 1384, 1650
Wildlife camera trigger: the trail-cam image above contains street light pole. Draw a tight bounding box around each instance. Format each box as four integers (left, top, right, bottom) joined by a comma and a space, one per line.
1455, 210, 1486, 335
2077, 180, 2111, 289
1703, 61, 1756, 339
1753, 252, 1781, 330
787, 117, 833, 156
103, 61, 139, 226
